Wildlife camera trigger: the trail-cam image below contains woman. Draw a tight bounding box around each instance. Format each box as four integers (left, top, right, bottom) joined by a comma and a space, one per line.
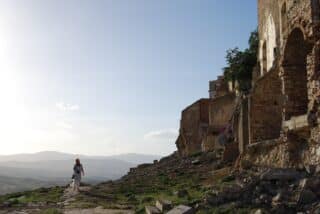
72, 158, 84, 192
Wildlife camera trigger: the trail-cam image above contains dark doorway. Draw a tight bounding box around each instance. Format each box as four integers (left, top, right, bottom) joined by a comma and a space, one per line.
282, 28, 309, 120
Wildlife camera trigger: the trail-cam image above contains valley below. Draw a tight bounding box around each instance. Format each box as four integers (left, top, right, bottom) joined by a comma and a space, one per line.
1, 151, 320, 214
0, 151, 160, 195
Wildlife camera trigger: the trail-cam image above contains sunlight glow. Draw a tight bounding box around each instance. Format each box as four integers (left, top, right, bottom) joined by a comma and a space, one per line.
0, 72, 28, 153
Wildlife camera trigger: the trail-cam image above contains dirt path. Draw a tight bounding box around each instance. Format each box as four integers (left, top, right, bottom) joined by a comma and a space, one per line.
62, 185, 134, 214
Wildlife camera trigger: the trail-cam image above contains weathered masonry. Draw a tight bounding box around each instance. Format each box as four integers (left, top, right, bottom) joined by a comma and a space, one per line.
245, 0, 320, 167
176, 99, 210, 157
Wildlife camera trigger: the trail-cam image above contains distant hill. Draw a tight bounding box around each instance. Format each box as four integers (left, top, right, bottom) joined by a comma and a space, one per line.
0, 151, 162, 195
0, 151, 161, 164
0, 159, 134, 181
108, 153, 161, 164
0, 175, 57, 195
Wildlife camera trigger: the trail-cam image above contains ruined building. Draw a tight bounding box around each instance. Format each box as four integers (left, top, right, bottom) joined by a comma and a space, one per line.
176, 0, 320, 168
176, 76, 239, 161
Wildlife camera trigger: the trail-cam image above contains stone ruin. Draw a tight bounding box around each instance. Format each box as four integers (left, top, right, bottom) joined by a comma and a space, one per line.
176, 0, 320, 169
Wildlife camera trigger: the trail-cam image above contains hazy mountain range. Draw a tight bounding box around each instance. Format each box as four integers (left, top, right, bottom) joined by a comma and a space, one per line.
0, 151, 161, 195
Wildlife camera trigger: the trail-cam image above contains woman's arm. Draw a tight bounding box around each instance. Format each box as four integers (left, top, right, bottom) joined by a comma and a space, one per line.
81, 165, 85, 176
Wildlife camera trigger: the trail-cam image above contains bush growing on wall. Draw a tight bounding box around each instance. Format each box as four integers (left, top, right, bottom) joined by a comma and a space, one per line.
224, 30, 258, 93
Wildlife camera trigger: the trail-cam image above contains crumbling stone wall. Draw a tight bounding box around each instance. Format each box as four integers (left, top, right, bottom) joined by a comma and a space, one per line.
243, 139, 292, 168
209, 76, 230, 99
249, 68, 283, 144
202, 93, 237, 152
176, 99, 210, 157
209, 93, 236, 127
243, 0, 320, 168
279, 0, 320, 144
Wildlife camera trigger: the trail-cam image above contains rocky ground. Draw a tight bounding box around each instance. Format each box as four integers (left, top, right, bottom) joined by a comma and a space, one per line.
0, 152, 320, 213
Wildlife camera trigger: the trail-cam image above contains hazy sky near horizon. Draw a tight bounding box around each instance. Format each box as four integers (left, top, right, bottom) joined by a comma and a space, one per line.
0, 0, 257, 156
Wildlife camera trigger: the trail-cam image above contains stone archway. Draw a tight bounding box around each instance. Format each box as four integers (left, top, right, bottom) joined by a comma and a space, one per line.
282, 28, 309, 120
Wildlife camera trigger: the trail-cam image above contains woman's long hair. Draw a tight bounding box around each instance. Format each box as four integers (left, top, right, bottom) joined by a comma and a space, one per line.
75, 158, 81, 166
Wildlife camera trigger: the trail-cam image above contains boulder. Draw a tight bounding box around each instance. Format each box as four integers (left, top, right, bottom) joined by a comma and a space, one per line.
253, 209, 268, 214
299, 190, 317, 204
206, 194, 225, 206
259, 194, 271, 204
145, 206, 161, 214
272, 193, 283, 203
155, 199, 172, 212
166, 205, 195, 214
299, 178, 320, 193
304, 165, 316, 175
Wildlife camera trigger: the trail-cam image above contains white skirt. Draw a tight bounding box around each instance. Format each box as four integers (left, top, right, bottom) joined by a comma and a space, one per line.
73, 173, 81, 186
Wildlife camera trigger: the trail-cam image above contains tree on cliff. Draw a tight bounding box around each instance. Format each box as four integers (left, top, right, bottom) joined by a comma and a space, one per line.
223, 30, 258, 93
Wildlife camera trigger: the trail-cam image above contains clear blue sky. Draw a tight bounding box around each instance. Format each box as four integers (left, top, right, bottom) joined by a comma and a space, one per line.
0, 0, 257, 156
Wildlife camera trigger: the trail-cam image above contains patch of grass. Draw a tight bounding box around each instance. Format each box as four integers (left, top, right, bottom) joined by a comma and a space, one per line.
70, 159, 222, 212
20, 187, 64, 203
0, 186, 64, 206
72, 170, 209, 213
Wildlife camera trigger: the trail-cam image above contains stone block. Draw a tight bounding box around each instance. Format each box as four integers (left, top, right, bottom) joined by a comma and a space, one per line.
155, 199, 172, 212
283, 115, 309, 131
166, 205, 195, 214
298, 190, 317, 204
